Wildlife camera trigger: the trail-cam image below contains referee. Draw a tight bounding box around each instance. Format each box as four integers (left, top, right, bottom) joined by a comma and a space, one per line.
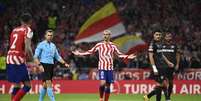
34, 29, 69, 101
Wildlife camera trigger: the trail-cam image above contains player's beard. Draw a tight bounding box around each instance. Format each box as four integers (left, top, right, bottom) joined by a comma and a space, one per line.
165, 39, 172, 44
104, 37, 110, 42
154, 38, 160, 42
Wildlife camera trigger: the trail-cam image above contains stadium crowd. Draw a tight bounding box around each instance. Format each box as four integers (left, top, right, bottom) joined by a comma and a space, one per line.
0, 0, 201, 80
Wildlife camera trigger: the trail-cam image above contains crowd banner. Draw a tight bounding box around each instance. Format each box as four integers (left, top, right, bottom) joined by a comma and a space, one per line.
0, 80, 200, 94
89, 68, 201, 80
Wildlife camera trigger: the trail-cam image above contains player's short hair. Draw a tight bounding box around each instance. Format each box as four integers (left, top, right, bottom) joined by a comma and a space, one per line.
165, 32, 172, 35
45, 29, 54, 34
103, 30, 112, 35
153, 29, 162, 33
20, 13, 32, 23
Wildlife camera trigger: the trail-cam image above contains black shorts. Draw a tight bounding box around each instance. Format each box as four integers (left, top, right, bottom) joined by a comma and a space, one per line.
41, 63, 54, 81
151, 68, 169, 84
166, 68, 174, 81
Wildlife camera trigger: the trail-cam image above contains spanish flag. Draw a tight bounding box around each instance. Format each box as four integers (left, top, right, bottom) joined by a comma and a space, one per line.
113, 35, 148, 55
75, 2, 126, 44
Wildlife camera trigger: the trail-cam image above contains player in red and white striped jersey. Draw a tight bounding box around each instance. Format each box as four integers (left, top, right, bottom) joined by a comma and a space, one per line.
73, 30, 136, 101
7, 22, 33, 65
6, 13, 34, 101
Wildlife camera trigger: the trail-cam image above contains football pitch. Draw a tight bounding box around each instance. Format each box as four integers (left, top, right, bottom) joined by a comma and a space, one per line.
1, 94, 201, 101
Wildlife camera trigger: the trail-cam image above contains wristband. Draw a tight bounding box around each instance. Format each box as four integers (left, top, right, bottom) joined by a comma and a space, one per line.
152, 65, 158, 73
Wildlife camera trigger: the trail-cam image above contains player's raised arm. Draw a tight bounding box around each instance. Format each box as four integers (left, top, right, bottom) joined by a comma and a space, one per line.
72, 43, 99, 56
114, 45, 136, 59
54, 47, 69, 68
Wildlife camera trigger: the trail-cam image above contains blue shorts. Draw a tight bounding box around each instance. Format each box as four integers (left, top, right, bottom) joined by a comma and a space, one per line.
6, 64, 30, 83
99, 70, 114, 83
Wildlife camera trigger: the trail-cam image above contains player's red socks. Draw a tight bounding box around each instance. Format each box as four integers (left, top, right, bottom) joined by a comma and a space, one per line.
12, 89, 26, 101
104, 93, 110, 101
99, 85, 105, 100
11, 87, 20, 100
12, 86, 31, 101
104, 86, 110, 101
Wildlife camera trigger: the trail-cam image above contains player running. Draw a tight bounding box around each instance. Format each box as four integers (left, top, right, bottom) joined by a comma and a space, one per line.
6, 13, 34, 101
72, 30, 136, 101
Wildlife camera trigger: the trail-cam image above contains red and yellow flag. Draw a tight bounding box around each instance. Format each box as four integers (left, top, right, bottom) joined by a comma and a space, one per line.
75, 2, 126, 43
113, 35, 148, 54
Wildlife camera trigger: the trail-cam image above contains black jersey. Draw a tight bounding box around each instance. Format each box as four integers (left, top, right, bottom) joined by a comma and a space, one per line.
148, 41, 168, 69
162, 42, 178, 65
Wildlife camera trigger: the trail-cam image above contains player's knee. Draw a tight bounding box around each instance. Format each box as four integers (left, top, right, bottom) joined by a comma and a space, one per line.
100, 80, 106, 86
46, 80, 52, 87
155, 87, 162, 94
162, 79, 168, 88
43, 82, 47, 88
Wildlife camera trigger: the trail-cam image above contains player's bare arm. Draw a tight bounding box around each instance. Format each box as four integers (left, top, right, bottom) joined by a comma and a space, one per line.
72, 47, 96, 56
72, 50, 81, 56
175, 52, 181, 70
72, 50, 90, 56
118, 53, 136, 59
149, 52, 158, 75
25, 38, 33, 61
59, 59, 70, 68
127, 53, 137, 59
34, 57, 44, 72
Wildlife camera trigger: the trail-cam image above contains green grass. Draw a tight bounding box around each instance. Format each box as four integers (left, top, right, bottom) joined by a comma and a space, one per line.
0, 94, 200, 101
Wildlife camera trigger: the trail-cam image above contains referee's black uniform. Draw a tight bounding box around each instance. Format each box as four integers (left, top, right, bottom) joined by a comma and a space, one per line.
41, 63, 55, 81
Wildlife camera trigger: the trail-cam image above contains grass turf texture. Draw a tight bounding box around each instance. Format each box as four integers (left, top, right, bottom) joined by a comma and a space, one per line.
0, 94, 200, 101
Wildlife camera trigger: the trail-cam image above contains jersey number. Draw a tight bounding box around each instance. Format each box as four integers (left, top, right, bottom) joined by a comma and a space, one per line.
11, 34, 18, 49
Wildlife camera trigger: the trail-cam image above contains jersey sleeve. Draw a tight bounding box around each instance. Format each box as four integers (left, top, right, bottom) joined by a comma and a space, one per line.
148, 42, 155, 52
26, 27, 33, 39
54, 47, 62, 61
87, 43, 99, 54
113, 44, 129, 58
78, 43, 100, 55
114, 45, 124, 55
34, 43, 42, 59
